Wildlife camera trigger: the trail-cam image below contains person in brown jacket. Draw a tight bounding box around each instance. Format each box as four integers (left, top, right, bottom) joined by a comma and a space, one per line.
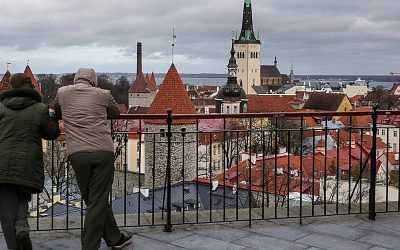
55, 68, 132, 250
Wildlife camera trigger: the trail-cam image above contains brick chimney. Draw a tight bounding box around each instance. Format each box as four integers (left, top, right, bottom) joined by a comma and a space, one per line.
137, 42, 142, 74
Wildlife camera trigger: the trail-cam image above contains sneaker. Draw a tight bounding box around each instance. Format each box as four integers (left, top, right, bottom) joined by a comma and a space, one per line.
17, 231, 32, 250
112, 233, 133, 250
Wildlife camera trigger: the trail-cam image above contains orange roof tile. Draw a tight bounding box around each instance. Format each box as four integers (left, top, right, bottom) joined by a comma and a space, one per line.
0, 70, 11, 92
147, 64, 196, 124
128, 72, 149, 93
247, 95, 297, 113
24, 65, 41, 92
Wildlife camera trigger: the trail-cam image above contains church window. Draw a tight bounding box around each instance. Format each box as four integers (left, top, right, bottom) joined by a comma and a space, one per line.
237, 52, 240, 58
234, 106, 238, 114
227, 106, 230, 114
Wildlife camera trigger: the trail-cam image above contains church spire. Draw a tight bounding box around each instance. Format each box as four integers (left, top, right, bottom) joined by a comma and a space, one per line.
237, 0, 260, 43
227, 39, 238, 79
274, 55, 277, 67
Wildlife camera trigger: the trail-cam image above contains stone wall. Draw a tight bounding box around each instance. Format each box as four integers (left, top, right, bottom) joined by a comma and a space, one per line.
128, 92, 156, 108
112, 170, 145, 199
144, 123, 197, 188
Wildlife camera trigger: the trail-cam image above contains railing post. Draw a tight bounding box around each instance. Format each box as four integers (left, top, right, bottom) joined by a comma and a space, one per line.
369, 105, 378, 220
164, 109, 173, 232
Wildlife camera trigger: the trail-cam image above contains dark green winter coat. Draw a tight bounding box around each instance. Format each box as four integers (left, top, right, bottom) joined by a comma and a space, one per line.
0, 88, 60, 193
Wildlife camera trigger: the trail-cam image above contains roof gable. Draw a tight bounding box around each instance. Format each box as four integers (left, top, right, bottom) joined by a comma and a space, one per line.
147, 64, 196, 124
304, 92, 348, 111
261, 65, 281, 78
148, 72, 157, 91
0, 70, 11, 92
129, 72, 149, 93
24, 65, 41, 92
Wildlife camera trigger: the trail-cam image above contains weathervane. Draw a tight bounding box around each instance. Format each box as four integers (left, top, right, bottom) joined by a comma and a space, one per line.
6, 62, 11, 71
172, 27, 176, 63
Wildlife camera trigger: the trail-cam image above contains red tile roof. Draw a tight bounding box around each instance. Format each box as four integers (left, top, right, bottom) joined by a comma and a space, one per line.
128, 72, 149, 93
390, 83, 400, 94
385, 152, 400, 166
148, 72, 157, 91
213, 154, 320, 196
118, 104, 128, 114
147, 64, 196, 124
24, 65, 41, 92
0, 70, 11, 92
247, 95, 297, 113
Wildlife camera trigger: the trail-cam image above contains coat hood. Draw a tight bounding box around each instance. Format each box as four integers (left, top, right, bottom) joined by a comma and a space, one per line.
74, 68, 98, 87
0, 88, 42, 110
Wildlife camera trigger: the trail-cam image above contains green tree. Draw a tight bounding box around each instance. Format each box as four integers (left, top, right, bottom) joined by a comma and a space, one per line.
37, 74, 57, 105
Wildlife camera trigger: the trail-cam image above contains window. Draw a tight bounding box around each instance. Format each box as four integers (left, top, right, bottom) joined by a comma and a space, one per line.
395, 131, 398, 137
377, 130, 379, 135
394, 143, 398, 152
218, 145, 221, 154
221, 104, 224, 113
243, 104, 247, 113
234, 106, 238, 114
213, 145, 217, 155
218, 161, 221, 170
227, 106, 230, 114
382, 129, 385, 136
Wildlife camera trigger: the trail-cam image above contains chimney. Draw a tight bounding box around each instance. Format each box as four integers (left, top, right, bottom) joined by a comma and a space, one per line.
137, 42, 142, 74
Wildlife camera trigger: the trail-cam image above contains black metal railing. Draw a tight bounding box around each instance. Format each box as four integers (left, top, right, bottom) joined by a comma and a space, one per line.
21, 108, 400, 232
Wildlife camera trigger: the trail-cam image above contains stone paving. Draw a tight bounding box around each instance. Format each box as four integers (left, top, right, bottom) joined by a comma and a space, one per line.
2, 213, 400, 249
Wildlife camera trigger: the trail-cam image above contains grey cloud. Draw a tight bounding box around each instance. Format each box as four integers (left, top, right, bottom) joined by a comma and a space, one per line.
1, 0, 400, 74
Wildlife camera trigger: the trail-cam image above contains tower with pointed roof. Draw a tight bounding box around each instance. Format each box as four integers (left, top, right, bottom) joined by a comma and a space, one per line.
24, 65, 41, 92
144, 64, 197, 187
0, 70, 11, 93
128, 42, 156, 109
215, 40, 248, 113
234, 0, 261, 95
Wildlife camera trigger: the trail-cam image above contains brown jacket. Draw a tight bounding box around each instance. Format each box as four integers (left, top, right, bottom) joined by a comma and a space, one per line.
54, 68, 120, 156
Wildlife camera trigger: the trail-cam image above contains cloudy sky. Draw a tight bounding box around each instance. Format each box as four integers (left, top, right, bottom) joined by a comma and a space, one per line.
1, 0, 400, 75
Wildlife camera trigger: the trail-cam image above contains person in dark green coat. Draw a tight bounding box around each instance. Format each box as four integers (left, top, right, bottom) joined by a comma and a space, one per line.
0, 73, 60, 250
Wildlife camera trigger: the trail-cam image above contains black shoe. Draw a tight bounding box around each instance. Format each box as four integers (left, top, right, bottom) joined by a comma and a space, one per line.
17, 231, 32, 250
112, 233, 133, 250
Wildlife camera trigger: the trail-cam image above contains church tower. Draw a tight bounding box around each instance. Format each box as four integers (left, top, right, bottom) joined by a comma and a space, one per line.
234, 0, 261, 95
215, 40, 248, 114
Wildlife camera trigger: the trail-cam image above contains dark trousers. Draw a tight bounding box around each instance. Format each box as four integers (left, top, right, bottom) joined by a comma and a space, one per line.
69, 151, 121, 250
0, 184, 30, 250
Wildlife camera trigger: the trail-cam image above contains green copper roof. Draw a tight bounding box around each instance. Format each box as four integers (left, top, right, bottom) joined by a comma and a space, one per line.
237, 0, 260, 43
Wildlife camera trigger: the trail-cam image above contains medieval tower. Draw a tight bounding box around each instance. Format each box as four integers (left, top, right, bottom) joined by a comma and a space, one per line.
144, 64, 197, 187
128, 42, 157, 108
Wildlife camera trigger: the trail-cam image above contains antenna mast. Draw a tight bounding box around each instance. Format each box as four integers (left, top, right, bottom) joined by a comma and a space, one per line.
6, 62, 11, 71
172, 28, 176, 63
